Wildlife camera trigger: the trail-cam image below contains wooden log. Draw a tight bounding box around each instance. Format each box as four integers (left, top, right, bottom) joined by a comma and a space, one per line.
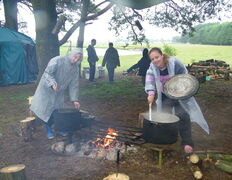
20, 117, 36, 142
188, 154, 200, 164
190, 165, 203, 179
186, 154, 203, 179
138, 112, 146, 128
103, 173, 129, 180
198, 153, 232, 162
0, 164, 26, 180
215, 160, 232, 174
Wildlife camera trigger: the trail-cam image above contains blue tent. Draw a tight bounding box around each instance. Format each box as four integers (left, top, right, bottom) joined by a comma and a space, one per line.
0, 27, 38, 86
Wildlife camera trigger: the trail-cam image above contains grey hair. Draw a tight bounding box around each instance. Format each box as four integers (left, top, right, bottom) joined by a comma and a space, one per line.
67, 48, 83, 59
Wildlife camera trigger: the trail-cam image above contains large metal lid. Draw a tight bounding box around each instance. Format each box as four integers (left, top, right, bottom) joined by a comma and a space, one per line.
163, 74, 199, 100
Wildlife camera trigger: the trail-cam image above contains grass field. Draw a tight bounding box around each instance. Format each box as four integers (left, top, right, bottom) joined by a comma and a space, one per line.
60, 43, 232, 72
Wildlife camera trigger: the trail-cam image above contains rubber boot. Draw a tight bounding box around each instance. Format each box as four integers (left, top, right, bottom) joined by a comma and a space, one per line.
59, 131, 68, 137
45, 123, 55, 139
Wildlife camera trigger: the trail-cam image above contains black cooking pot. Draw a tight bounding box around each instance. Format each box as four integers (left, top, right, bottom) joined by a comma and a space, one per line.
53, 108, 81, 132
142, 112, 179, 144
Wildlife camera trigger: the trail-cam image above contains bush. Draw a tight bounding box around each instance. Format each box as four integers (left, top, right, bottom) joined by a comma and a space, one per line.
162, 43, 177, 56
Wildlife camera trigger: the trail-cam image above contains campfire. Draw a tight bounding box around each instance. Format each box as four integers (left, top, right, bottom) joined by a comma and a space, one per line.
51, 126, 138, 161
92, 128, 119, 149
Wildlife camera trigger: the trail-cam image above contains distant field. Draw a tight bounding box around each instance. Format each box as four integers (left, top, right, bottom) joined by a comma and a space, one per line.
60, 43, 232, 72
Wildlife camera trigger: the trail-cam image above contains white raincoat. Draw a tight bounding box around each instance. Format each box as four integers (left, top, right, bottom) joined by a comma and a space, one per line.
145, 57, 210, 134
30, 49, 82, 123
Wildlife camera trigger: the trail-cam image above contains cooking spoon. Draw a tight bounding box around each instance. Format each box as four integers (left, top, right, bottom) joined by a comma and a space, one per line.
149, 103, 152, 121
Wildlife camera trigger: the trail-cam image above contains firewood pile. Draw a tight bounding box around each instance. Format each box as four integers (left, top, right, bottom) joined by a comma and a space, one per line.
186, 59, 232, 82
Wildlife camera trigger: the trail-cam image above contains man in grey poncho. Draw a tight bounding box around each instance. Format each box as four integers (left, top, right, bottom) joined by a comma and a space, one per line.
30, 48, 83, 139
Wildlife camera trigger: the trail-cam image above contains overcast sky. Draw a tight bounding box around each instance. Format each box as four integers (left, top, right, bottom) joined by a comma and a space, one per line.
0, 2, 181, 43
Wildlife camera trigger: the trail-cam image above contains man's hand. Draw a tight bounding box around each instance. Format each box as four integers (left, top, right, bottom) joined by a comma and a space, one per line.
73, 101, 80, 109
147, 94, 155, 104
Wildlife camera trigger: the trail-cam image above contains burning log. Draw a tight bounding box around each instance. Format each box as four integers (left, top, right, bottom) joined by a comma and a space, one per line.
0, 164, 26, 180
20, 117, 36, 142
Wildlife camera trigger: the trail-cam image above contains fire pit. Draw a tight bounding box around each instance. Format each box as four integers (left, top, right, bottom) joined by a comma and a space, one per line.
51, 125, 139, 161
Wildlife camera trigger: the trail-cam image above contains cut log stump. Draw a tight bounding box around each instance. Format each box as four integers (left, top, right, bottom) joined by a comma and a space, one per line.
0, 164, 26, 180
20, 117, 36, 142
138, 112, 146, 128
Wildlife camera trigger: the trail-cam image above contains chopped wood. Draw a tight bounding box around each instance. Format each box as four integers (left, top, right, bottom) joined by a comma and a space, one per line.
0, 164, 26, 180
190, 165, 203, 179
188, 154, 200, 164
103, 173, 129, 180
20, 117, 36, 142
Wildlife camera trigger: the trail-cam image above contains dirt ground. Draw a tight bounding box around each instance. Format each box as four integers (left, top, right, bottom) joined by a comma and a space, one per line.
0, 74, 232, 180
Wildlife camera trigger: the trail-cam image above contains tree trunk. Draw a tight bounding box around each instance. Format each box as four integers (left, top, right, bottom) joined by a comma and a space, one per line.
3, 0, 18, 31
77, 0, 90, 48
31, 0, 59, 79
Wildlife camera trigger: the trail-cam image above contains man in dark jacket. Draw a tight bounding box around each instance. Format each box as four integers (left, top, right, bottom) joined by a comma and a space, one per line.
127, 48, 150, 86
102, 42, 120, 83
86, 39, 99, 82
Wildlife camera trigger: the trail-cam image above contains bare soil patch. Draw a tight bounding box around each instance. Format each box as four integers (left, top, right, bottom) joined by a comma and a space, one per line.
0, 74, 232, 180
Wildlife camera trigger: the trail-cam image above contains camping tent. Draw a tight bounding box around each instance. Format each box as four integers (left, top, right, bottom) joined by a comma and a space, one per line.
0, 27, 38, 86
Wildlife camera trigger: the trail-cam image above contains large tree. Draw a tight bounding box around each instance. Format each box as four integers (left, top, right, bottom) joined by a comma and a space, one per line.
29, 0, 113, 77
109, 0, 232, 43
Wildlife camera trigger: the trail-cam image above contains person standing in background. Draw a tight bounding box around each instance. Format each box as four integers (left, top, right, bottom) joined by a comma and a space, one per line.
127, 48, 150, 86
86, 39, 99, 82
102, 42, 120, 83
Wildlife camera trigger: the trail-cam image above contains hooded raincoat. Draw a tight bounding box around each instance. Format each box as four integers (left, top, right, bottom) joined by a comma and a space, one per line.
30, 49, 82, 123
145, 57, 209, 134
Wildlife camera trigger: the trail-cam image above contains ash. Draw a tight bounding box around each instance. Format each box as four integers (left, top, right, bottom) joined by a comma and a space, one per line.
51, 140, 138, 161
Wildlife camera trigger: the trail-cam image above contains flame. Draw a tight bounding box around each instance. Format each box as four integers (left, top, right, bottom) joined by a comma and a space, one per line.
92, 128, 118, 149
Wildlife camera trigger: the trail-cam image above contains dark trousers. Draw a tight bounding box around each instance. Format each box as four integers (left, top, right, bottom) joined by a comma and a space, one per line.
107, 66, 115, 82
89, 62, 96, 81
162, 94, 194, 147
35, 112, 54, 126
141, 76, 145, 86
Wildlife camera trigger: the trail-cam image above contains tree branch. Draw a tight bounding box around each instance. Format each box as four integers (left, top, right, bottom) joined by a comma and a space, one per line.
89, 0, 108, 12
120, 9, 141, 43
59, 2, 114, 46
132, 9, 143, 20
86, 3, 114, 21
52, 15, 67, 35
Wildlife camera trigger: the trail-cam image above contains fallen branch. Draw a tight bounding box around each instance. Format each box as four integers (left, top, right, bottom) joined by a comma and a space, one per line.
215, 160, 232, 174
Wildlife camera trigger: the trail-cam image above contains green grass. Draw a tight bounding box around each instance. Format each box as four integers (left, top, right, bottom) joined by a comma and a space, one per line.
80, 77, 144, 102
60, 43, 232, 70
